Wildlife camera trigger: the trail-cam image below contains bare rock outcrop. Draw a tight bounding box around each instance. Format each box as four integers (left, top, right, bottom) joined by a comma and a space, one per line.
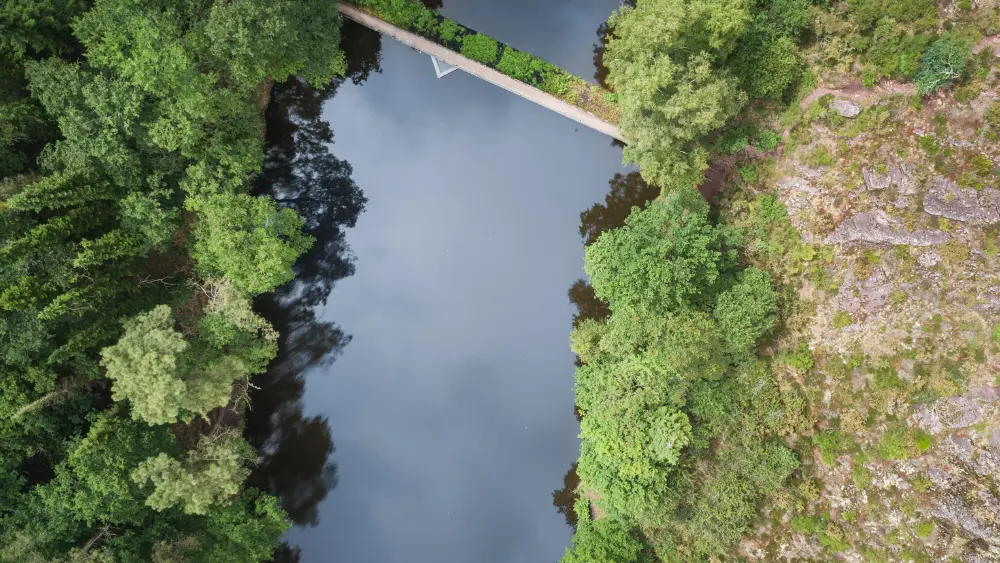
831, 99, 862, 118
824, 210, 949, 246
862, 163, 918, 194
923, 176, 1000, 224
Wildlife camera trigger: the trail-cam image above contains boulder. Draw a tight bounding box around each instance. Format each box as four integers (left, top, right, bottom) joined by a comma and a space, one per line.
862, 163, 918, 194
831, 99, 862, 118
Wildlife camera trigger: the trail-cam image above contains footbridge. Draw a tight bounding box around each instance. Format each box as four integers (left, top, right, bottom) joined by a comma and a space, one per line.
337, 3, 627, 143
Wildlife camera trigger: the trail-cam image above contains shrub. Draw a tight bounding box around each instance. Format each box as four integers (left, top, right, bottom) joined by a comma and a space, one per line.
438, 19, 460, 43
913, 430, 933, 451
876, 426, 911, 460
777, 344, 814, 373
754, 129, 782, 151
791, 515, 823, 535
460, 33, 498, 65
814, 430, 855, 465
832, 311, 853, 329
714, 267, 779, 358
497, 47, 538, 82
738, 164, 758, 183
916, 34, 971, 94
971, 154, 994, 177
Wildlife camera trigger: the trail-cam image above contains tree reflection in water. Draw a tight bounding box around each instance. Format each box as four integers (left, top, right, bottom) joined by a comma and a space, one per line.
246, 32, 379, 561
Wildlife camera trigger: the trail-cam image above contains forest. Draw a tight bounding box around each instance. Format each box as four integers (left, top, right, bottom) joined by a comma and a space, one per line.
0, 0, 372, 560
3, 0, 1000, 561
562, 0, 1000, 561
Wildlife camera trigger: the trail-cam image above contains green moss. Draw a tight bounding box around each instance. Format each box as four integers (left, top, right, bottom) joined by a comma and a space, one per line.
913, 429, 933, 451
912, 475, 932, 492
971, 154, 994, 177
918, 135, 939, 155
833, 311, 853, 329
915, 520, 935, 537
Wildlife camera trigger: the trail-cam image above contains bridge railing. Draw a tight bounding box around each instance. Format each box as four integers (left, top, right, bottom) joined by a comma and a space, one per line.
343, 0, 621, 127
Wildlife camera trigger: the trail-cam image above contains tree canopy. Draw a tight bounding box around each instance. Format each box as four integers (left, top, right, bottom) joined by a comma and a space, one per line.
0, 0, 352, 559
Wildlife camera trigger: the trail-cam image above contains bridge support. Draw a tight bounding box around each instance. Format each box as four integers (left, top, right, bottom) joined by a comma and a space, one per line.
430, 56, 460, 78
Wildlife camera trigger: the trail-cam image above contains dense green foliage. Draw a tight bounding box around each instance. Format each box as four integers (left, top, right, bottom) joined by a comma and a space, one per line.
915, 34, 972, 94
350, 0, 606, 101
0, 0, 350, 559
566, 190, 798, 560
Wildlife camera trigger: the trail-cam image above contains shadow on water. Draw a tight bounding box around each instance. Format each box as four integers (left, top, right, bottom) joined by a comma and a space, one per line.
245, 3, 443, 556
244, 21, 386, 560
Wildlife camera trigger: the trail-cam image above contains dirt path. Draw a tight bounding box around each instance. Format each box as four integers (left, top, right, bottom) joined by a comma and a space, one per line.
798, 34, 1000, 110
799, 80, 916, 109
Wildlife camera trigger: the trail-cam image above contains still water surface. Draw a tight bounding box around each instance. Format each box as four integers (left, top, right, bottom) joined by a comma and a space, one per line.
252, 2, 642, 561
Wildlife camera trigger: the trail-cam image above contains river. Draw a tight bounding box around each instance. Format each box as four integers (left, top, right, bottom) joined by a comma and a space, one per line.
248, 1, 644, 561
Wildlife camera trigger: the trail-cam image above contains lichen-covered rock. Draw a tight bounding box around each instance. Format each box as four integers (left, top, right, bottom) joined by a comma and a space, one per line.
862, 163, 918, 194
911, 394, 986, 433
923, 176, 1000, 224
918, 250, 940, 268
831, 99, 862, 118
933, 494, 996, 543
824, 210, 950, 246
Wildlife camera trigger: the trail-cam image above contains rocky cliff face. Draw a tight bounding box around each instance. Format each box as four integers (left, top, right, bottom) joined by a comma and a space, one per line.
727, 72, 1000, 561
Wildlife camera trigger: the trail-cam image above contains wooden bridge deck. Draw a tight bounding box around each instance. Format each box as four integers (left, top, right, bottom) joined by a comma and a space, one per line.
337, 3, 627, 143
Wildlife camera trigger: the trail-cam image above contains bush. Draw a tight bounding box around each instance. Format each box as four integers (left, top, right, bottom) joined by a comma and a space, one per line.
791, 515, 823, 534
913, 430, 933, 451
971, 154, 994, 177
754, 129, 782, 152
915, 34, 971, 94
832, 311, 853, 328
876, 426, 911, 460
777, 344, 814, 373
460, 33, 498, 65
814, 430, 855, 465
438, 19, 460, 42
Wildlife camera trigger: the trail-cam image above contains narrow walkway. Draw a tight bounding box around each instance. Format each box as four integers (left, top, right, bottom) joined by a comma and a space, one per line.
337, 3, 627, 143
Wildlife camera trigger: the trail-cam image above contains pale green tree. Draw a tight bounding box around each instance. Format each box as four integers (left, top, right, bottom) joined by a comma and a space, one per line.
189, 193, 313, 295
131, 431, 255, 515
604, 0, 750, 189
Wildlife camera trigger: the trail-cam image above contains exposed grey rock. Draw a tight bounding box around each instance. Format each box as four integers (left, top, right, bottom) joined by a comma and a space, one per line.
831, 99, 862, 118
924, 176, 1000, 225
776, 176, 819, 194
862, 163, 918, 194
944, 435, 976, 462
991, 428, 1000, 449
934, 495, 995, 543
918, 250, 940, 268
911, 394, 985, 433
824, 210, 950, 246
977, 385, 1000, 403
928, 466, 952, 487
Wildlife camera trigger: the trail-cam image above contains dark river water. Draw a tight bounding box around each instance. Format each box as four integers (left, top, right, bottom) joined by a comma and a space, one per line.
247, 1, 645, 562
